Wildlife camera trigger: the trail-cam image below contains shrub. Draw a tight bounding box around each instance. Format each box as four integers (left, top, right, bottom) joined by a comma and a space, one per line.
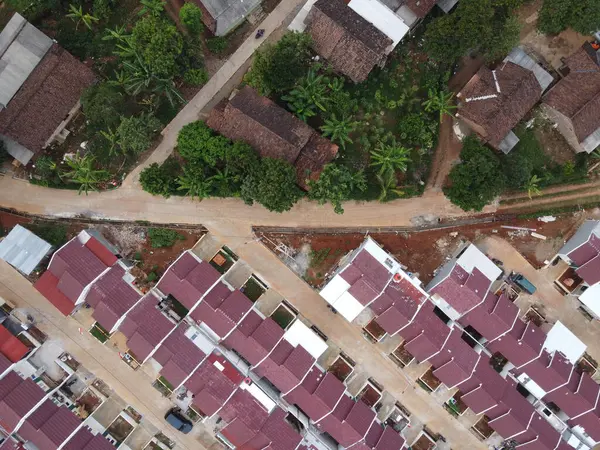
183, 68, 209, 86
148, 228, 185, 248
538, 0, 600, 35
92, 0, 113, 20
177, 121, 230, 165
241, 158, 303, 212
25, 223, 68, 247
0, 141, 8, 165
179, 3, 204, 34
131, 16, 183, 77
308, 164, 366, 214
81, 82, 126, 130
146, 272, 158, 282
117, 114, 162, 155
139, 161, 179, 197
502, 128, 547, 190
207, 37, 227, 54
444, 137, 506, 211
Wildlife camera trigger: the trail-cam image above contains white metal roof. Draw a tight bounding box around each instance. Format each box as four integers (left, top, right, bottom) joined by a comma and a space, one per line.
241, 381, 276, 412
517, 373, 546, 399
348, 0, 409, 47
284, 320, 328, 359
457, 244, 502, 283
543, 321, 587, 364
580, 284, 600, 320
319, 275, 366, 322
0, 224, 52, 275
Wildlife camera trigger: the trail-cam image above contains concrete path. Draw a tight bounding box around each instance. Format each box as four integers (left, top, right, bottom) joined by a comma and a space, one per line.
0, 259, 220, 450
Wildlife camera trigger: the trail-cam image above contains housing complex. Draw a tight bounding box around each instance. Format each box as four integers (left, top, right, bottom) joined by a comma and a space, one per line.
320, 236, 600, 450
0, 13, 96, 165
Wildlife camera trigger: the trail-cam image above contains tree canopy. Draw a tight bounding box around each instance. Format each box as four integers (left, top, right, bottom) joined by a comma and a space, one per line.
444, 137, 506, 211
131, 16, 183, 77
139, 161, 179, 197
424, 0, 523, 64
241, 158, 303, 212
116, 114, 161, 154
538, 0, 600, 35
245, 32, 313, 96
179, 3, 204, 34
308, 164, 366, 214
81, 82, 126, 130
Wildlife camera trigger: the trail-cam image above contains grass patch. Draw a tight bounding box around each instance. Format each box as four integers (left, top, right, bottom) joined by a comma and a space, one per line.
158, 376, 174, 391
24, 222, 68, 247
271, 305, 295, 329
148, 228, 185, 248
90, 324, 109, 343
242, 277, 266, 302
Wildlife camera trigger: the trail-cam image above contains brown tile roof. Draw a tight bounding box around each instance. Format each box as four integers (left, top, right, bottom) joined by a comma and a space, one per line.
458, 62, 542, 148
403, 0, 437, 17
0, 44, 95, 157
207, 86, 338, 189
543, 44, 600, 143
307, 0, 392, 82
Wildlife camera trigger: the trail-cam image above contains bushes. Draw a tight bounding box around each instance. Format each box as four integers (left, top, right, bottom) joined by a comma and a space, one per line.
139, 161, 180, 197
245, 32, 313, 96
207, 37, 227, 54
148, 228, 185, 248
183, 68, 209, 86
241, 158, 303, 212
131, 16, 183, 77
308, 164, 366, 214
179, 3, 204, 34
445, 137, 506, 211
538, 0, 600, 35
116, 114, 162, 154
81, 83, 126, 130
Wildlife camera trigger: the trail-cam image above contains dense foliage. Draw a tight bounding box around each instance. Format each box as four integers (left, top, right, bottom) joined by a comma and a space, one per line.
131, 16, 183, 77
245, 32, 313, 96
538, 0, 600, 35
444, 137, 506, 211
424, 0, 524, 64
139, 161, 179, 197
308, 164, 366, 214
116, 114, 162, 154
148, 228, 184, 248
179, 3, 203, 34
81, 83, 126, 130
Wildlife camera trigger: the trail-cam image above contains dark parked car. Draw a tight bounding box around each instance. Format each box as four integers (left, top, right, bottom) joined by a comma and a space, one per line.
165, 407, 193, 434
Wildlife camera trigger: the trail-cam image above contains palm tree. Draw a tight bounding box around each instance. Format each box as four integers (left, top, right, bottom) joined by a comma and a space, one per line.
320, 115, 357, 149
103, 25, 129, 43
100, 128, 120, 156
422, 89, 457, 123
138, 0, 166, 16
525, 174, 542, 199
63, 155, 108, 195
66, 4, 99, 30
370, 143, 411, 176
177, 168, 213, 200
376, 170, 403, 202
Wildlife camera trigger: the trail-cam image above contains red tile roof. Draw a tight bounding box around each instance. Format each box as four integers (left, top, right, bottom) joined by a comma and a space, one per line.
429, 329, 479, 388
544, 370, 600, 418
0, 372, 45, 433
191, 285, 253, 339
398, 303, 451, 362
84, 238, 117, 267
253, 341, 315, 393
154, 323, 207, 388
62, 427, 114, 450
0, 324, 29, 362
223, 313, 284, 366
316, 396, 376, 447
517, 351, 573, 393
460, 292, 518, 341
372, 278, 425, 335
35, 234, 113, 314
19, 399, 81, 450
218, 389, 270, 439
118, 293, 176, 362
458, 62, 542, 149
0, 44, 96, 158
242, 408, 302, 450
284, 368, 345, 421
86, 265, 141, 332
431, 265, 491, 315
185, 352, 243, 417
457, 358, 508, 414
576, 254, 600, 285
487, 383, 536, 439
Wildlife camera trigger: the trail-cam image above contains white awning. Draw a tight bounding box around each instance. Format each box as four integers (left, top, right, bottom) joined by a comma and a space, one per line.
543, 321, 587, 363
348, 0, 409, 47
284, 320, 328, 359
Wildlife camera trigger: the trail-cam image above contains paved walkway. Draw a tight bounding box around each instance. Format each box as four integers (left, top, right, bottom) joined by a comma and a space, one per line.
0, 259, 220, 450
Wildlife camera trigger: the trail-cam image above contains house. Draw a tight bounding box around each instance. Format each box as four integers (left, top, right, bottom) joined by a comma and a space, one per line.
427, 243, 503, 320
457, 48, 553, 153
206, 86, 338, 189
191, 0, 261, 36
554, 220, 600, 318
305, 0, 406, 83
0, 372, 46, 434
0, 225, 52, 275
0, 14, 96, 165
62, 427, 114, 450
16, 399, 81, 449
542, 43, 600, 154
34, 230, 120, 316
319, 237, 427, 324
314, 395, 376, 448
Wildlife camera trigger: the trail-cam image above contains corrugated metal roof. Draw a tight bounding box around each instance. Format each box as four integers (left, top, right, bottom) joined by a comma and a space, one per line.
0, 225, 52, 274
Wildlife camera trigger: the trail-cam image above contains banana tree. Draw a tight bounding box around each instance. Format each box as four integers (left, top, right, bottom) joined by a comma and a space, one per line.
66, 4, 99, 30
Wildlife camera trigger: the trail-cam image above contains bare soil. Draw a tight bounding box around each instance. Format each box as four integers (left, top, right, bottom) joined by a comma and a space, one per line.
258, 214, 584, 288
532, 114, 576, 165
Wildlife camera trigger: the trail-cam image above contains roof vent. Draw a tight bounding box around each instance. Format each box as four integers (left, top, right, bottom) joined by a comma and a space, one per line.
393, 273, 402, 283
244, 377, 252, 385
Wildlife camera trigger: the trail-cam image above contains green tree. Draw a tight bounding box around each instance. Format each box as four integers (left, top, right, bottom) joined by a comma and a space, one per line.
131, 16, 183, 77
66, 4, 99, 30
282, 67, 330, 121
424, 0, 521, 64
183, 68, 208, 86
376, 170, 403, 202
538, 0, 600, 35
116, 114, 161, 154
525, 174, 542, 199
176, 121, 234, 166
397, 113, 436, 149
6, 0, 59, 20
320, 115, 357, 149
207, 37, 227, 54
63, 155, 108, 195
100, 128, 120, 156
81, 83, 125, 130
177, 166, 213, 199
245, 32, 313, 96
225, 141, 260, 177
139, 161, 179, 197
241, 158, 303, 212
444, 137, 506, 211
370, 143, 411, 176
422, 89, 457, 123
179, 3, 204, 34
121, 56, 184, 106
308, 164, 366, 214
138, 0, 165, 16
